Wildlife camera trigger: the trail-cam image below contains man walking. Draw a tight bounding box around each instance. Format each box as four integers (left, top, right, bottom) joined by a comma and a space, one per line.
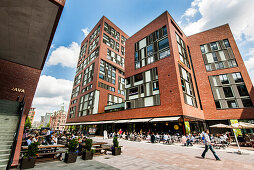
201, 129, 220, 161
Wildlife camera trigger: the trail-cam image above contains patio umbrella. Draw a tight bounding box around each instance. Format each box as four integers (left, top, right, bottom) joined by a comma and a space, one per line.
209, 123, 241, 154
230, 122, 254, 129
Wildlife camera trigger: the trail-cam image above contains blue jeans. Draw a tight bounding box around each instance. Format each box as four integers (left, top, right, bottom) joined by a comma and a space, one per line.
202, 144, 220, 160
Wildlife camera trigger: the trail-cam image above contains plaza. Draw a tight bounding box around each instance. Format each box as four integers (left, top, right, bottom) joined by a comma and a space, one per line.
15, 137, 254, 170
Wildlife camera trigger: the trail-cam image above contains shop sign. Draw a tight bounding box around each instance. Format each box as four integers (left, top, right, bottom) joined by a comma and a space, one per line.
230, 119, 242, 137
184, 121, 191, 134
11, 87, 25, 93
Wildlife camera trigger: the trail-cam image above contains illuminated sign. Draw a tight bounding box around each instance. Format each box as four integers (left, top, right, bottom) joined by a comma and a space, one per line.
11, 87, 25, 93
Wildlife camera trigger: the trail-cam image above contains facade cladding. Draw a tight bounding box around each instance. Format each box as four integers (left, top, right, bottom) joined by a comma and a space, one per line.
66, 11, 254, 133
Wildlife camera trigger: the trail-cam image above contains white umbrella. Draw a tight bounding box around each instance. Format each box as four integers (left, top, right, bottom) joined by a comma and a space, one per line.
209, 123, 241, 154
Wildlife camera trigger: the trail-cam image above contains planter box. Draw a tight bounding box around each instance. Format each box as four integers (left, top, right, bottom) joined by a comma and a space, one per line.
112, 147, 121, 156
20, 157, 36, 169
64, 152, 77, 163
82, 150, 93, 160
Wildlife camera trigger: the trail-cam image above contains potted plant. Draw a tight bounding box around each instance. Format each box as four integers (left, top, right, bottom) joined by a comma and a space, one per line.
64, 138, 79, 163
112, 137, 121, 155
82, 138, 94, 160
20, 142, 39, 169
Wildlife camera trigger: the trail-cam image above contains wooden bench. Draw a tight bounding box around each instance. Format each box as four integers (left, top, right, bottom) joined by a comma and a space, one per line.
37, 151, 65, 160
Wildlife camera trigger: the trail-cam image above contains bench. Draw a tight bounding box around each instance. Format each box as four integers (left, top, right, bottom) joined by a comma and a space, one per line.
37, 151, 65, 160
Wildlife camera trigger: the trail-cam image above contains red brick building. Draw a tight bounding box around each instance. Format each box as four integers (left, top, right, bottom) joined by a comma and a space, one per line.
50, 107, 67, 131
0, 0, 65, 168
66, 11, 254, 135
28, 108, 36, 124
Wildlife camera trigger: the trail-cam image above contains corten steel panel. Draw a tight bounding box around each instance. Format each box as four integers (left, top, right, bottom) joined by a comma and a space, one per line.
67, 16, 129, 121
188, 24, 254, 120
67, 11, 205, 123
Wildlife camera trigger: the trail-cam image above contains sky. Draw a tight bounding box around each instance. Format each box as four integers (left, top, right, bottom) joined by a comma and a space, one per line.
32, 0, 254, 121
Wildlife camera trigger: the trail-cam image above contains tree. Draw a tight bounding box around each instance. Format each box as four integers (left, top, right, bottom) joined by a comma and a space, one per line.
46, 122, 50, 128
24, 117, 32, 129
38, 124, 43, 129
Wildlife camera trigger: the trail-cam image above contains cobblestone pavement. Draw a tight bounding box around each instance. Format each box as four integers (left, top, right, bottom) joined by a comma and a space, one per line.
92, 137, 254, 170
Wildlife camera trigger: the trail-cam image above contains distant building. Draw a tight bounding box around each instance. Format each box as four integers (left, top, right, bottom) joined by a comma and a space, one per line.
40, 116, 45, 127
44, 112, 53, 127
28, 108, 35, 123
50, 105, 67, 131
32, 121, 40, 128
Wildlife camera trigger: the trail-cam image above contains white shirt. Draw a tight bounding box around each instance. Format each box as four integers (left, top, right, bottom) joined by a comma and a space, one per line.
204, 133, 211, 145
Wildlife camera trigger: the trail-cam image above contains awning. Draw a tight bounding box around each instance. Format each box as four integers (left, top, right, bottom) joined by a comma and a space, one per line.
128, 118, 152, 123
114, 120, 131, 123
98, 121, 116, 124
150, 116, 180, 122
63, 123, 81, 126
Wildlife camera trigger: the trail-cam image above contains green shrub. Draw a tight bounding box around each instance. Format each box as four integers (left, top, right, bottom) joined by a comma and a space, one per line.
68, 138, 79, 153
84, 138, 93, 151
113, 137, 119, 148
24, 142, 39, 158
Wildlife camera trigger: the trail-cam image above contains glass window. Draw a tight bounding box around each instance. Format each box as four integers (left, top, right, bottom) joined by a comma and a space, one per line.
215, 62, 224, 69
129, 87, 138, 96
212, 52, 218, 61
147, 45, 153, 56
200, 45, 205, 53
215, 101, 221, 109
153, 81, 159, 91
159, 50, 170, 59
205, 64, 212, 71
223, 87, 234, 98
242, 98, 253, 107
158, 38, 169, 50
232, 73, 243, 83
219, 75, 229, 84
134, 73, 143, 82
163, 26, 167, 35
223, 39, 230, 48
227, 100, 237, 108
210, 42, 218, 50
237, 85, 249, 96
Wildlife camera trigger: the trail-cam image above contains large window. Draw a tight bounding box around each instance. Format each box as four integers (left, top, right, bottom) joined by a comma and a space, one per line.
125, 67, 160, 109
107, 49, 125, 67
103, 33, 119, 52
121, 35, 127, 45
179, 65, 197, 107
200, 39, 237, 71
176, 33, 190, 68
209, 72, 253, 109
69, 106, 76, 118
134, 26, 170, 69
82, 63, 94, 86
104, 22, 120, 41
89, 25, 100, 44
107, 94, 124, 105
98, 82, 115, 92
71, 85, 80, 99
118, 76, 125, 95
74, 73, 82, 86
99, 60, 116, 84
79, 41, 87, 60
88, 36, 99, 54
78, 91, 95, 117
76, 47, 99, 74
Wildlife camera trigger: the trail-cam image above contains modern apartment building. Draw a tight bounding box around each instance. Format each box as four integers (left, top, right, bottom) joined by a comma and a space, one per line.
67, 16, 128, 121
66, 11, 254, 135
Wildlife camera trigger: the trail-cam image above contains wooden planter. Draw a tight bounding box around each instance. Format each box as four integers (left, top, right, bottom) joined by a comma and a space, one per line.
20, 157, 36, 169
112, 147, 121, 156
64, 152, 77, 163
82, 150, 93, 160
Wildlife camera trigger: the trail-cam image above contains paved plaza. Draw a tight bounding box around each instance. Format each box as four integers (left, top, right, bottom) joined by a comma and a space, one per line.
15, 137, 254, 170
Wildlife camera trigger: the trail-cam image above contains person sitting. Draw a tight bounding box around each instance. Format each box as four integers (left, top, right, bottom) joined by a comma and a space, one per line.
156, 133, 160, 143
51, 135, 57, 145
26, 136, 33, 146
151, 133, 155, 143
146, 134, 151, 142
163, 134, 169, 144
182, 135, 187, 146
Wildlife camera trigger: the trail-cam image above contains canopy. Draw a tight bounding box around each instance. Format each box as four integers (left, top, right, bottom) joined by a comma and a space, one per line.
150, 116, 180, 122
128, 118, 152, 123
114, 120, 131, 123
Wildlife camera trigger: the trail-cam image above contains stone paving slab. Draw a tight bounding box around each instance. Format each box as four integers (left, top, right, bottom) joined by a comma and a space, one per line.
92, 137, 254, 170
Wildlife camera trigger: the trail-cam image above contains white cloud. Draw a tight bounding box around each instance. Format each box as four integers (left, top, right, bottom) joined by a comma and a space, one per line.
81, 27, 90, 37
180, 0, 254, 42
32, 75, 73, 121
47, 42, 80, 68
245, 48, 254, 83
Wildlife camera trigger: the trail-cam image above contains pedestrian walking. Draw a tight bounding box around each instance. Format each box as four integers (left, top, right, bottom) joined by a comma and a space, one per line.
201, 129, 221, 161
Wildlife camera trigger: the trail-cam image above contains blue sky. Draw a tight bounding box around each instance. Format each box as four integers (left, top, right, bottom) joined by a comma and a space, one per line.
32, 0, 254, 121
